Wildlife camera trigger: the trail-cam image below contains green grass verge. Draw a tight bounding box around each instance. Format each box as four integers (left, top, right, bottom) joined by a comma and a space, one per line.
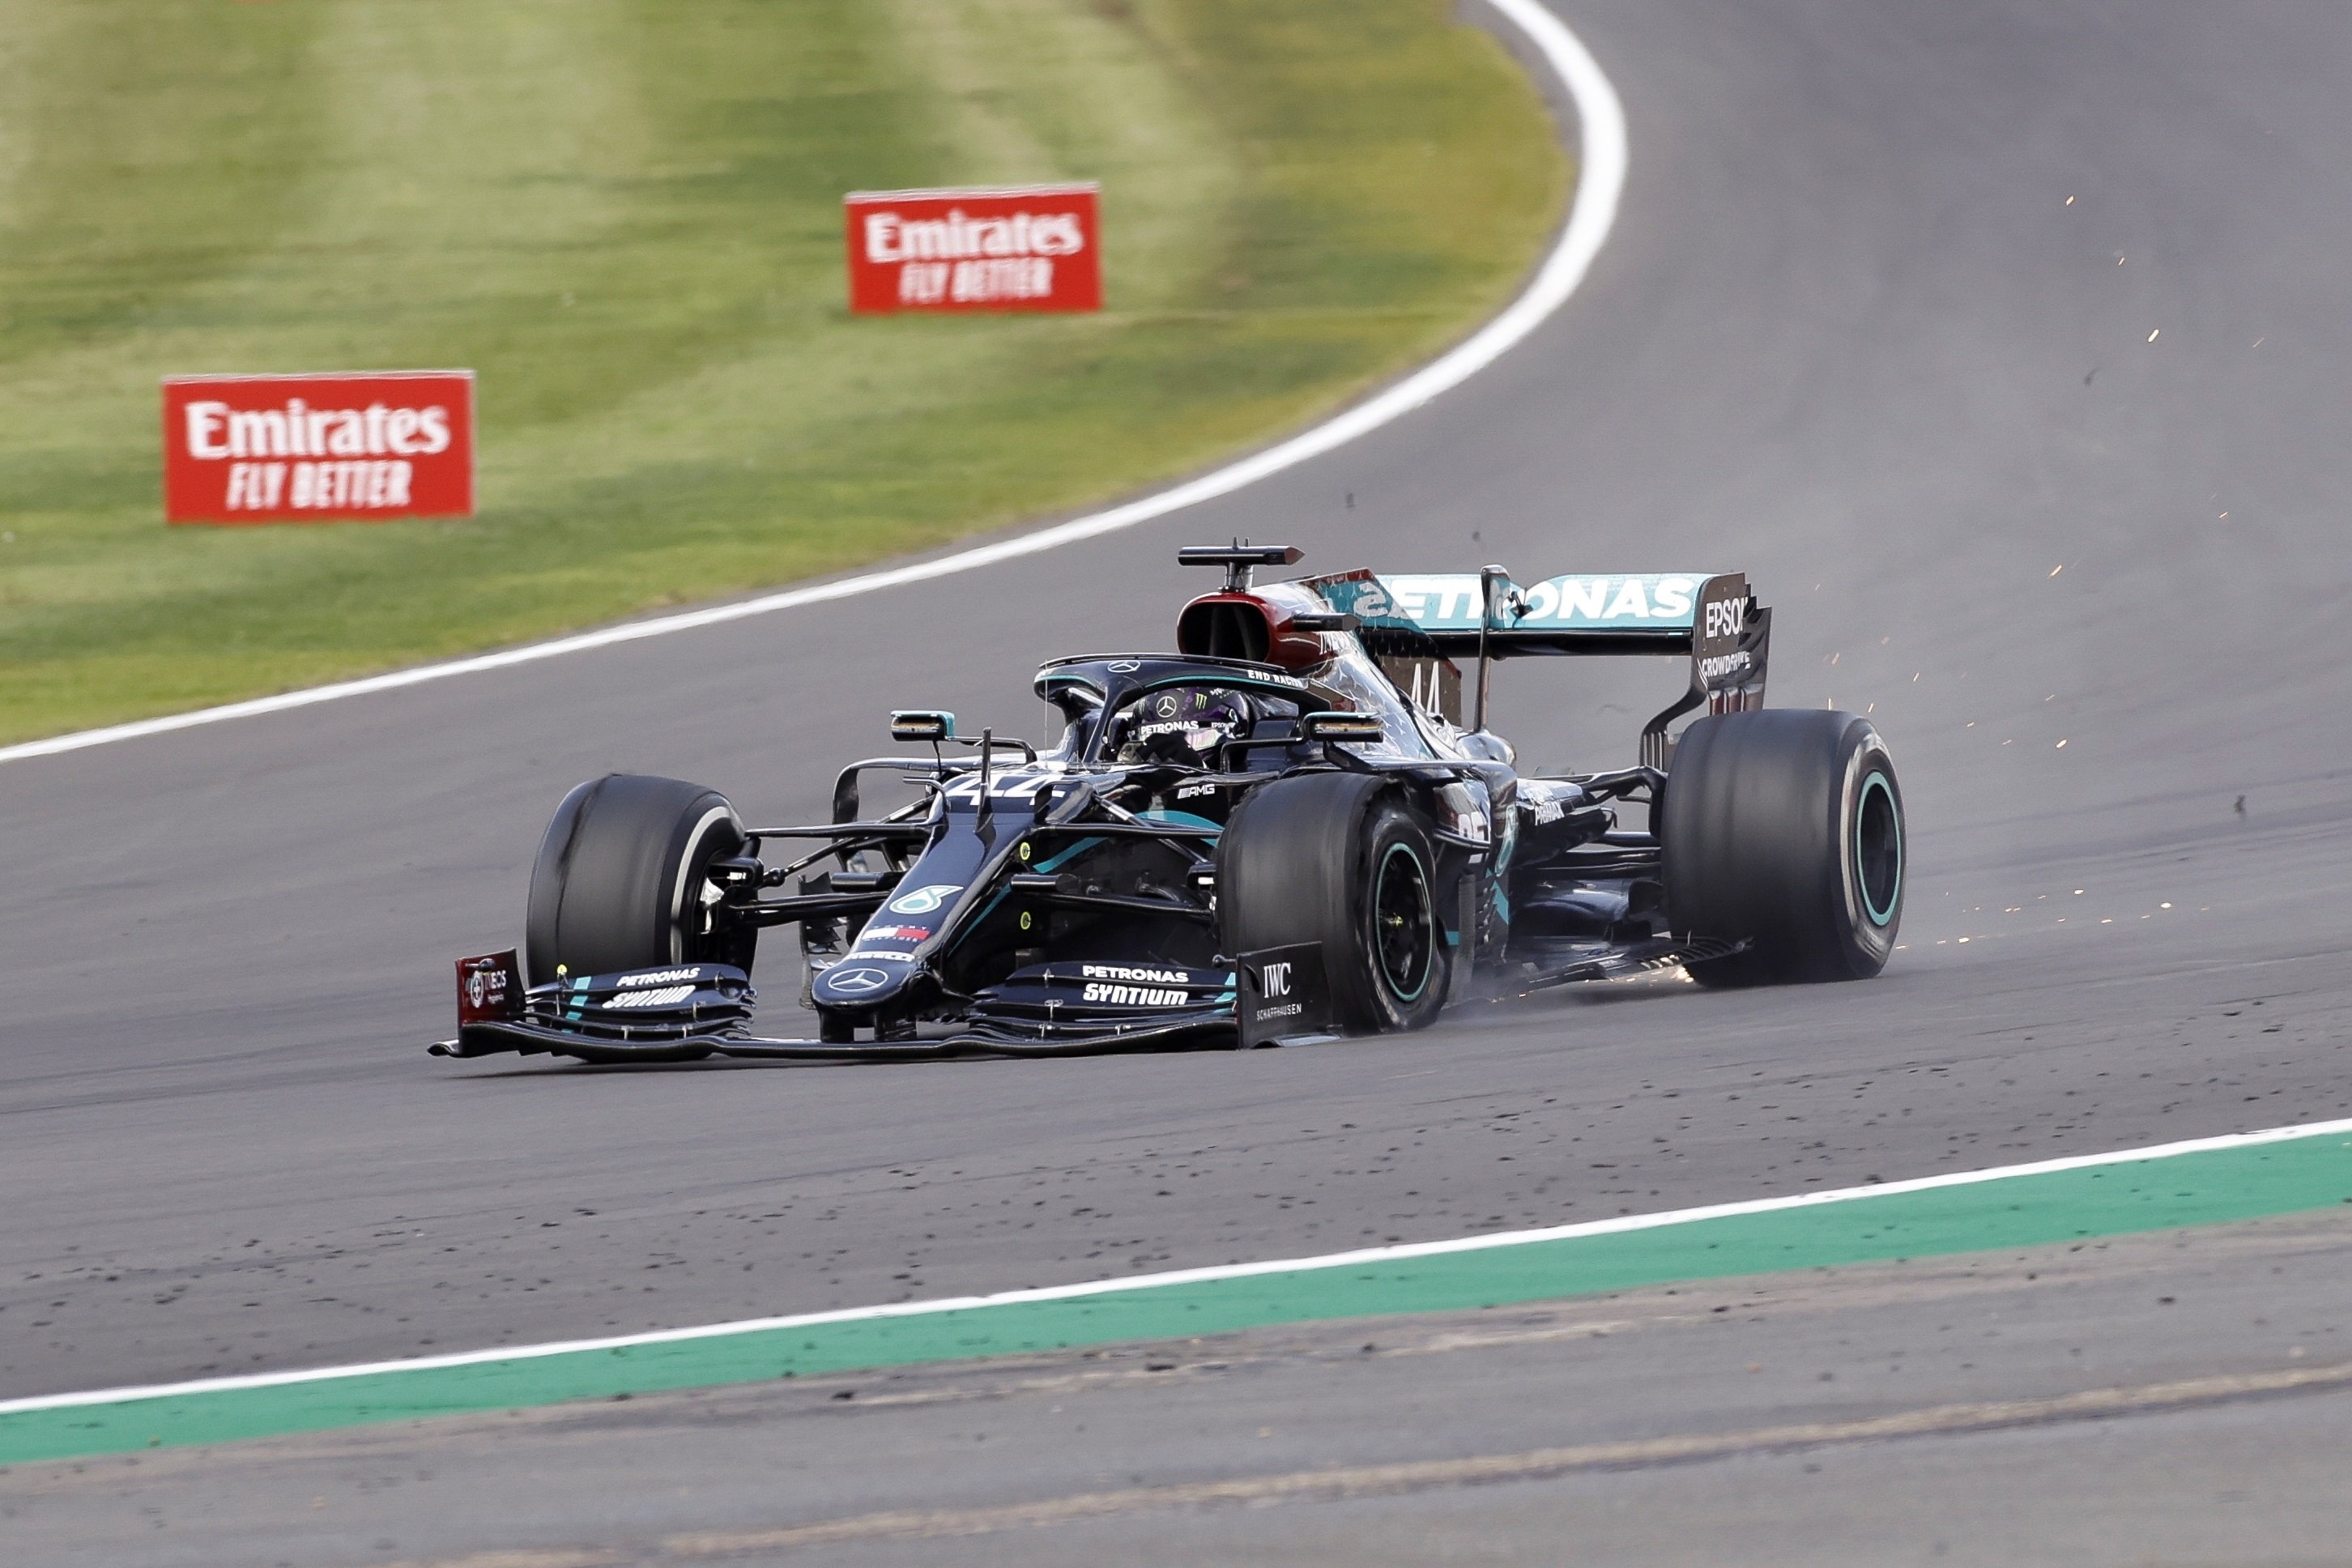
0, 0, 1566, 744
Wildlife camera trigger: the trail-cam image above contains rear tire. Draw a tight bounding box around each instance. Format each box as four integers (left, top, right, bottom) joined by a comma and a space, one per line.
1662, 709, 1904, 986
524, 773, 752, 986
1219, 773, 1449, 1033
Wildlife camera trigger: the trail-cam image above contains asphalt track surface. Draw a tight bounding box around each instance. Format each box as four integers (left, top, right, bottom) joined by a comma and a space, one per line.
4, 0, 2351, 1558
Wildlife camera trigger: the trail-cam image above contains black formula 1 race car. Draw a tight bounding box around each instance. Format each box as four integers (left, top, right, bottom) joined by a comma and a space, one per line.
435, 544, 1905, 1065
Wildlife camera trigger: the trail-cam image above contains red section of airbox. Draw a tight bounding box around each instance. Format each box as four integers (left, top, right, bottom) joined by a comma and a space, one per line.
844, 184, 1100, 314
162, 370, 475, 524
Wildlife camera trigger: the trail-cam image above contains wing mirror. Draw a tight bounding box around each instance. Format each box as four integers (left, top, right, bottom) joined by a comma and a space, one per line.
1300, 710, 1383, 743
890, 709, 957, 743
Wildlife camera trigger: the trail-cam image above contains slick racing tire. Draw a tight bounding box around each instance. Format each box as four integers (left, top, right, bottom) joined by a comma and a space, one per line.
1219, 772, 1449, 1034
525, 773, 752, 986
1661, 709, 1904, 986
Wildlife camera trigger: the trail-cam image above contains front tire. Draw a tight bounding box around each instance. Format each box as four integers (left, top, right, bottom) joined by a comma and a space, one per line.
524, 773, 752, 986
1662, 709, 1904, 986
1219, 773, 1450, 1033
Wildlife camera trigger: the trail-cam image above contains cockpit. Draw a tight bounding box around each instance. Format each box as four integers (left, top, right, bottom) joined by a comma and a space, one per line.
1025, 563, 1466, 770
1101, 682, 1278, 765
1033, 654, 1445, 770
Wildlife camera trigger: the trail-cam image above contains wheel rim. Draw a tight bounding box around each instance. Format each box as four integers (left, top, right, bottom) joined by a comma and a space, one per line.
1855, 770, 1902, 927
672, 804, 746, 966
1373, 841, 1435, 1002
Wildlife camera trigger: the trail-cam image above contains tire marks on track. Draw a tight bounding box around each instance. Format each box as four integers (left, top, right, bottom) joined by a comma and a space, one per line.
379, 1361, 2352, 1564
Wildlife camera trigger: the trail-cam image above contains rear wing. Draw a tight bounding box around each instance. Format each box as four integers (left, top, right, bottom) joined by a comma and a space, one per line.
1306, 569, 1771, 765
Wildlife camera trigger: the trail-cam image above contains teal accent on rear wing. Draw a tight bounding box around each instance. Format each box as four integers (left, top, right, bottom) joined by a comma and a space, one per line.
1309, 571, 1723, 654
1306, 568, 1773, 767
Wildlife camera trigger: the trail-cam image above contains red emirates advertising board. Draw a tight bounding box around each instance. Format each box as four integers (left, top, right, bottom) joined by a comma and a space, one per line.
844, 183, 1100, 314
161, 370, 475, 525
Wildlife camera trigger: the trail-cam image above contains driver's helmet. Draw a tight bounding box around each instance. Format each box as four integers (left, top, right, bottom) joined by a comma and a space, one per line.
1115, 685, 1258, 765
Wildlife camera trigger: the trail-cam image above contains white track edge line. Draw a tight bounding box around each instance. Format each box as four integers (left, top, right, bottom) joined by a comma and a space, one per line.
6, 1115, 2347, 1419
0, 0, 1626, 769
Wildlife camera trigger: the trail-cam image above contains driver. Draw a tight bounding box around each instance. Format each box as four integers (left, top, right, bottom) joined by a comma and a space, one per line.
1114, 685, 1258, 766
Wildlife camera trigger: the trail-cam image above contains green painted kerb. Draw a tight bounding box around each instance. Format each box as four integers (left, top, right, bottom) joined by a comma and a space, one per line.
4, 1135, 2346, 1466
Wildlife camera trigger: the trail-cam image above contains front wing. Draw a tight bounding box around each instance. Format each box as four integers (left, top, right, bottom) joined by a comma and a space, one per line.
429, 935, 1750, 1066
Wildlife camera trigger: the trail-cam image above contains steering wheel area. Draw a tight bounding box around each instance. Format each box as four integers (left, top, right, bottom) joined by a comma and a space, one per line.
1101, 683, 1294, 769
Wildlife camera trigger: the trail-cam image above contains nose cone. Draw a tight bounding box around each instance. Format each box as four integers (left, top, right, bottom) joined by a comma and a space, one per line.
812, 957, 918, 1012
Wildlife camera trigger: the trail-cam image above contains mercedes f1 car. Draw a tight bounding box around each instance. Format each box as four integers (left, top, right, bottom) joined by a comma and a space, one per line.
434, 544, 1905, 1064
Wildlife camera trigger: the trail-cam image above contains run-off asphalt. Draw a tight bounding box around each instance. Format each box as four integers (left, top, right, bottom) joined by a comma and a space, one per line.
1, 0, 2349, 1557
